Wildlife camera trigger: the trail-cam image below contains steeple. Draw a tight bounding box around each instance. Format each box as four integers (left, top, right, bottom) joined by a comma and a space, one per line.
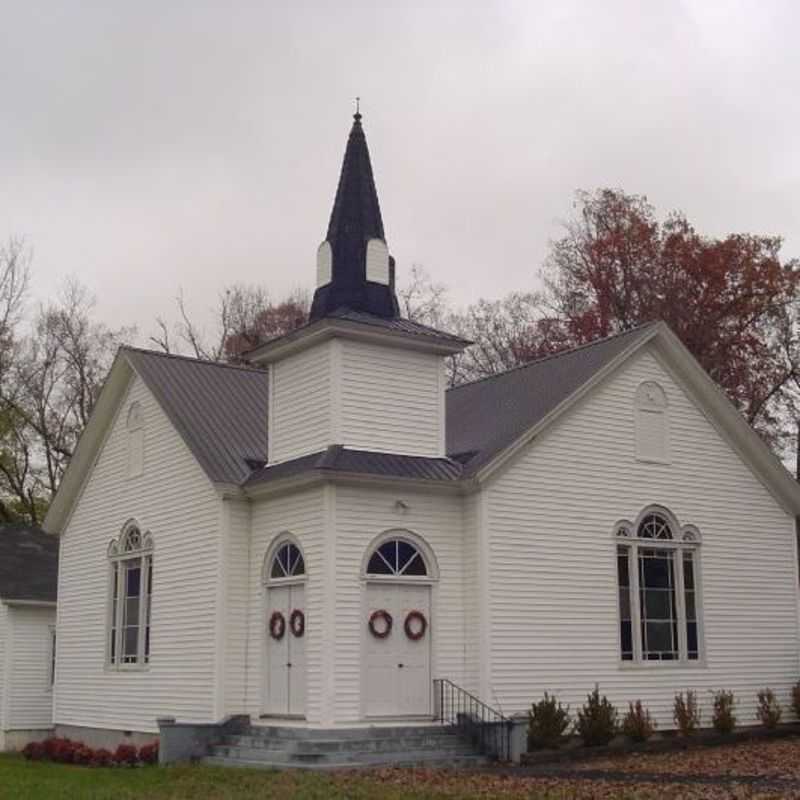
310, 112, 400, 322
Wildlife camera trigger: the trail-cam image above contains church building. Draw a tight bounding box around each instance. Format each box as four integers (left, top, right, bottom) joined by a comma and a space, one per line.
41, 112, 800, 765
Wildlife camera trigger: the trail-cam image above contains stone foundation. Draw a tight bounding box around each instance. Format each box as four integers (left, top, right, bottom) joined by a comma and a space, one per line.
53, 724, 158, 751
2, 729, 55, 752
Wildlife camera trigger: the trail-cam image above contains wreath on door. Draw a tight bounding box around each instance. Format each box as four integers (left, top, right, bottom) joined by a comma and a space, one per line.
404, 610, 427, 641
268, 610, 286, 641
368, 609, 393, 639
289, 609, 305, 638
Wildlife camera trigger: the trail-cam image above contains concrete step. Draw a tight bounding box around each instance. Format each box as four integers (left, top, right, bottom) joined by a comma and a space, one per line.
221, 734, 471, 754
210, 741, 479, 761
247, 724, 455, 741
202, 751, 489, 771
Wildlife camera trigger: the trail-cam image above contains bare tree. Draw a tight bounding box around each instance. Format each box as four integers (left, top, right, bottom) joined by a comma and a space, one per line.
0, 280, 132, 523
152, 285, 309, 362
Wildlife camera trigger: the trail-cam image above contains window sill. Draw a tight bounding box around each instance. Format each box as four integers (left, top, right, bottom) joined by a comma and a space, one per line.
104, 664, 151, 673
619, 659, 706, 670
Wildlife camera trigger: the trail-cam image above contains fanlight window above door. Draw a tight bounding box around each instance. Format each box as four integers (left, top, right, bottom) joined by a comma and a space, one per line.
367, 539, 427, 577
270, 542, 305, 580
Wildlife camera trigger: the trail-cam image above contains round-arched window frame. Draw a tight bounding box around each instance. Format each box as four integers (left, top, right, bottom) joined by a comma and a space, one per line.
362, 531, 437, 581
263, 536, 306, 585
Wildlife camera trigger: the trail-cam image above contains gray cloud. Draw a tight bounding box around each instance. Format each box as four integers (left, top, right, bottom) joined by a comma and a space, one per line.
2, 0, 799, 335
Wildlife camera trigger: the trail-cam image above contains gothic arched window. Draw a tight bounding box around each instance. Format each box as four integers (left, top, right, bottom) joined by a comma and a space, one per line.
615, 508, 701, 663
107, 521, 154, 667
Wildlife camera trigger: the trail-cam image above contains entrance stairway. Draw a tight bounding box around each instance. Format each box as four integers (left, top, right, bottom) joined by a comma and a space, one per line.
202, 723, 488, 770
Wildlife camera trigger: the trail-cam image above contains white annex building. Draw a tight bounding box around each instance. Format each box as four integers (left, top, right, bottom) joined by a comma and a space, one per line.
41, 113, 800, 763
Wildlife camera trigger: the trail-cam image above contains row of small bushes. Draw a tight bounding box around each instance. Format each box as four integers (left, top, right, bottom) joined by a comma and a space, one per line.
528, 681, 800, 749
21, 737, 158, 767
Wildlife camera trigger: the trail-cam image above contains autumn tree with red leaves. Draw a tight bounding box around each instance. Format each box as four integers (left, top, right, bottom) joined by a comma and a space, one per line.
537, 189, 800, 447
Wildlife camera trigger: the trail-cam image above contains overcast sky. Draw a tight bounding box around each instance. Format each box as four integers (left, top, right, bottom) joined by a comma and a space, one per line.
2, 0, 799, 340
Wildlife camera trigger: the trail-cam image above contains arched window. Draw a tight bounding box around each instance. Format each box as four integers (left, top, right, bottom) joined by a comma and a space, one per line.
615, 508, 701, 664
127, 402, 144, 478
635, 381, 669, 463
366, 537, 428, 577
107, 521, 153, 667
268, 540, 306, 581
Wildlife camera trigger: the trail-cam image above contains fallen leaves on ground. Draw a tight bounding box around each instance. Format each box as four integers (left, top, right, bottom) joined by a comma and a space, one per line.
333, 765, 800, 800
573, 737, 800, 781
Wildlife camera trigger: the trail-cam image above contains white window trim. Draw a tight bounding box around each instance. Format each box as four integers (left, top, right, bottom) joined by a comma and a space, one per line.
46, 625, 56, 692
634, 381, 671, 464
614, 507, 704, 668
106, 521, 154, 671
360, 529, 439, 585
262, 533, 307, 587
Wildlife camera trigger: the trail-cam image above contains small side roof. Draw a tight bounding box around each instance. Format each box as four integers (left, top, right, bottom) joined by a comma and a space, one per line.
0, 524, 59, 603
245, 445, 463, 489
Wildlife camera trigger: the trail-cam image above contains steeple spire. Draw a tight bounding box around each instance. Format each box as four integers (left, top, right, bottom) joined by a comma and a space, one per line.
310, 111, 399, 322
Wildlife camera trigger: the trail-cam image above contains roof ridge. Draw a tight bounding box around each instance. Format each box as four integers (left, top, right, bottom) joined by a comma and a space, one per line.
447, 321, 660, 393
121, 345, 267, 374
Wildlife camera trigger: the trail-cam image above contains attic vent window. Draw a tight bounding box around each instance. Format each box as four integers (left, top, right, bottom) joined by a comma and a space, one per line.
127, 402, 144, 478
635, 381, 669, 463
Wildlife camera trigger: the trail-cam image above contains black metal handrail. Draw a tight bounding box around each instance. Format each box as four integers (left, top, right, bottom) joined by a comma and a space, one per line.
433, 677, 513, 762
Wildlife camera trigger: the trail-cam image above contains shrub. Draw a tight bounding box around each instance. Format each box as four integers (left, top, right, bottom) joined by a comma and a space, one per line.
673, 690, 701, 736
711, 690, 736, 734
622, 700, 657, 742
138, 741, 159, 765
49, 738, 79, 764
22, 741, 46, 761
575, 685, 618, 746
756, 688, 782, 728
527, 692, 572, 750
792, 681, 800, 719
72, 745, 95, 766
114, 743, 138, 766
90, 748, 114, 768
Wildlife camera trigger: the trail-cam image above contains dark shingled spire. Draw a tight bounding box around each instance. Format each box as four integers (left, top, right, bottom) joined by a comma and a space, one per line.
310, 112, 400, 321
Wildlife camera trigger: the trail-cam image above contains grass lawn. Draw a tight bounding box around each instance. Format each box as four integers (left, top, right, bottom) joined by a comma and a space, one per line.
4, 748, 799, 800
0, 755, 444, 800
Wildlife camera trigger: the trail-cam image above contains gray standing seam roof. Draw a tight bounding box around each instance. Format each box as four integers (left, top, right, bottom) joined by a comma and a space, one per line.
446, 324, 657, 475
123, 348, 269, 485
0, 524, 59, 603
121, 325, 654, 489
245, 445, 463, 487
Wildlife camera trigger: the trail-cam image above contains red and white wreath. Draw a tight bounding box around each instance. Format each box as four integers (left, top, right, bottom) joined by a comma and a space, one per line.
289, 609, 305, 638
404, 610, 427, 641
368, 609, 393, 639
268, 610, 286, 641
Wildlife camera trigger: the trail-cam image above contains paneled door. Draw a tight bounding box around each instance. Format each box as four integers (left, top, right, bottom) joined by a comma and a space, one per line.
266, 583, 306, 717
364, 582, 431, 718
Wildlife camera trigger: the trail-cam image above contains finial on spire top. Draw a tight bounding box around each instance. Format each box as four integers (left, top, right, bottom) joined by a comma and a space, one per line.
354, 96, 362, 122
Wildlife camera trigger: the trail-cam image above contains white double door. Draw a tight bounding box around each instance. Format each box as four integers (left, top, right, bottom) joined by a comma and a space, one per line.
266, 583, 306, 717
364, 582, 431, 718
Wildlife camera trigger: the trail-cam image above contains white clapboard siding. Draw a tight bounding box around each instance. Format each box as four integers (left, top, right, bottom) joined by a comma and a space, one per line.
332, 485, 466, 722
270, 343, 332, 462
56, 375, 221, 733
485, 345, 800, 727
246, 487, 325, 722
339, 340, 444, 457
0, 603, 6, 739
223, 498, 251, 715
5, 606, 55, 730
461, 494, 481, 697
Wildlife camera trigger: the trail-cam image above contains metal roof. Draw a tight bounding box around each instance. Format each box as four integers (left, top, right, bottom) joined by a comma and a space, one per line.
119, 326, 654, 490
0, 524, 59, 603
123, 348, 269, 485
446, 324, 658, 475
245, 445, 463, 488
